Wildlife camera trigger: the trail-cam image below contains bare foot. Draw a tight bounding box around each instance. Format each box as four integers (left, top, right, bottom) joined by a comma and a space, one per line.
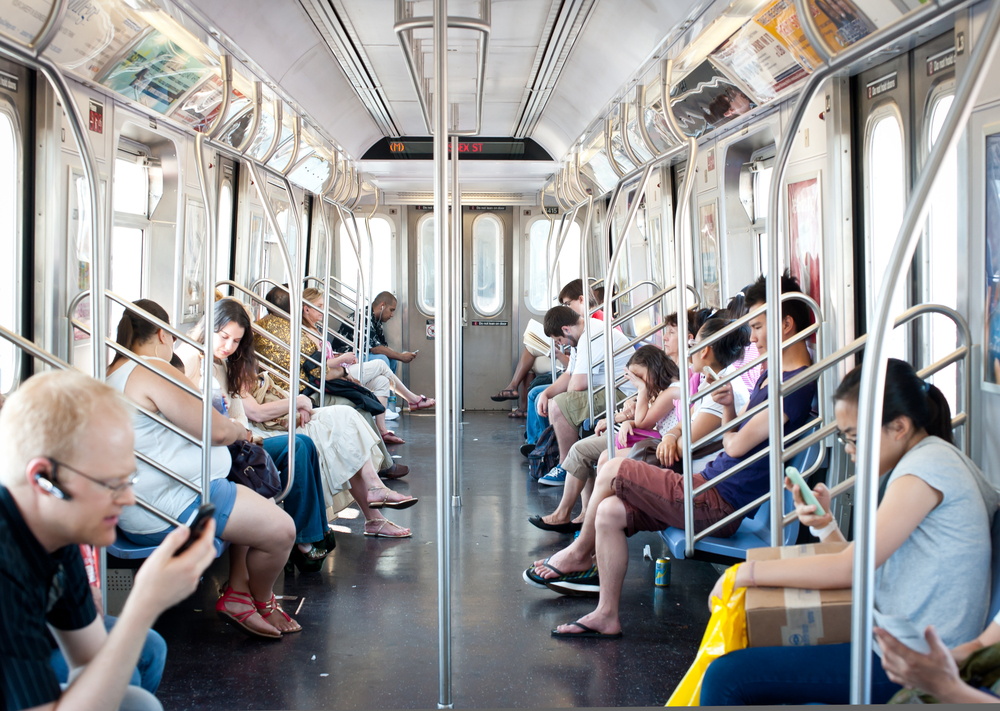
367, 487, 414, 506
532, 545, 592, 580
541, 511, 572, 526
553, 609, 621, 636
571, 514, 585, 524
255, 595, 302, 634
221, 596, 281, 638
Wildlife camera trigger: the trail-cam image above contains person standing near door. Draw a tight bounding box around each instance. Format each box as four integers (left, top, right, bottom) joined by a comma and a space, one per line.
337, 292, 419, 375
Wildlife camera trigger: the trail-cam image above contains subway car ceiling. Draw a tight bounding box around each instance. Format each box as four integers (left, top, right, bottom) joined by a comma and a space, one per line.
1, 0, 973, 202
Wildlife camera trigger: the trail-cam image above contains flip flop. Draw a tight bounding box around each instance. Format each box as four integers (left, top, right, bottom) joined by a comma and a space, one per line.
408, 395, 436, 410
508, 409, 527, 419
491, 389, 519, 402
364, 518, 412, 538
527, 515, 582, 534
523, 557, 565, 588
551, 621, 622, 639
381, 431, 406, 445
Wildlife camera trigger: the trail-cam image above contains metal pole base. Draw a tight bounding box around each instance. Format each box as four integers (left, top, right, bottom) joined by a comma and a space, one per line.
451, 495, 462, 507
438, 704, 454, 709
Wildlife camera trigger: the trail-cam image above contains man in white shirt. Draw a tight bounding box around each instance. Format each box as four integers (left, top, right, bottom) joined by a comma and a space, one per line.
536, 305, 636, 486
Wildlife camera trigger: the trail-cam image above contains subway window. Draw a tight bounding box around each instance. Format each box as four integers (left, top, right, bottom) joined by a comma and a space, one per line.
527, 219, 550, 311
555, 221, 582, 292
866, 110, 907, 358
0, 112, 15, 393
339, 216, 393, 300
217, 179, 234, 287
416, 213, 435, 314
472, 214, 504, 316
111, 155, 149, 329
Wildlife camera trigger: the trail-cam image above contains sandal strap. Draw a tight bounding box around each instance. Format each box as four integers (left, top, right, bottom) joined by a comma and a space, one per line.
218, 587, 259, 623
366, 517, 404, 535
254, 594, 292, 623
368, 486, 390, 504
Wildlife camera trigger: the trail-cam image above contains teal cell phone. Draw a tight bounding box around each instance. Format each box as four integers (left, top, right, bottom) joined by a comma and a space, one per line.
785, 466, 826, 517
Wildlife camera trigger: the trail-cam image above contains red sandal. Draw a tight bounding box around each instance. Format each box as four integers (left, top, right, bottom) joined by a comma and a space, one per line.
408, 395, 436, 410
254, 594, 302, 634
216, 586, 281, 639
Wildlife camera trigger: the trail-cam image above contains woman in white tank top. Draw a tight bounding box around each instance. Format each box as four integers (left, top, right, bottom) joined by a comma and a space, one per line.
107, 299, 301, 640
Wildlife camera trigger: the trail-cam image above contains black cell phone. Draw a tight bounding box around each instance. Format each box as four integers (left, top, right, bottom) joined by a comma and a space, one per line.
174, 504, 215, 556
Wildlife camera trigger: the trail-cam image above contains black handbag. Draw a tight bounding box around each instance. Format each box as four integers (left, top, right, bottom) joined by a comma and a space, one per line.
226, 441, 282, 498
321, 378, 386, 415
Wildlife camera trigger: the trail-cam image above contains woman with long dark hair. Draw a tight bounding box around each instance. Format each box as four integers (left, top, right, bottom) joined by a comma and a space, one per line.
182, 299, 415, 540
699, 359, 999, 705
107, 300, 300, 639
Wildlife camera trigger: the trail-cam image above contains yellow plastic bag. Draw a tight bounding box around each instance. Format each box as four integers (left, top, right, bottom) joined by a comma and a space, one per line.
665, 564, 748, 707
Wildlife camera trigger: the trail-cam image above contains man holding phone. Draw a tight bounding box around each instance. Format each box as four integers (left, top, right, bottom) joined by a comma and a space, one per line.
0, 370, 217, 711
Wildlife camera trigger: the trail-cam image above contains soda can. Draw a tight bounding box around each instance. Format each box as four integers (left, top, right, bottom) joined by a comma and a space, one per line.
655, 557, 671, 587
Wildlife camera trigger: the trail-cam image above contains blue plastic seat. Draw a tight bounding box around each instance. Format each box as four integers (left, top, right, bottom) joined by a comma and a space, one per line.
107, 531, 228, 560
987, 509, 1000, 621
658, 439, 824, 561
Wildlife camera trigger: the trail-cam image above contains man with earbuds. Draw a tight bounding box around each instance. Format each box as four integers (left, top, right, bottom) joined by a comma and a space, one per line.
337, 291, 418, 373
0, 370, 217, 711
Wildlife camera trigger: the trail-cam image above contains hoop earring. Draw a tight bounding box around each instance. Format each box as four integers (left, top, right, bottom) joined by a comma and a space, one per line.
154, 343, 166, 361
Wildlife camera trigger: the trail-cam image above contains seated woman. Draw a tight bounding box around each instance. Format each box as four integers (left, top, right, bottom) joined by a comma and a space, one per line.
183, 299, 414, 539
301, 288, 434, 444
533, 346, 678, 515
699, 359, 1000, 705
107, 300, 300, 639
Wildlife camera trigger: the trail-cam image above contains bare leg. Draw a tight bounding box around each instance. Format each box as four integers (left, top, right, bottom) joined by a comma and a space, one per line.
221, 487, 299, 633
542, 474, 586, 525
553, 495, 629, 636
357, 458, 413, 506
532, 457, 624, 579
506, 347, 537, 391
550, 399, 580, 461
387, 372, 421, 404
346, 468, 410, 536
375, 408, 388, 435
576, 476, 595, 522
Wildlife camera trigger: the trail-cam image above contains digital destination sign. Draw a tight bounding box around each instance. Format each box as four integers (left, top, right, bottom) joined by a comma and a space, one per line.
363, 137, 552, 161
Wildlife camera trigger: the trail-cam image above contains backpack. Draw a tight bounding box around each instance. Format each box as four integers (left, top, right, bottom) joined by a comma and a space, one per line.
527, 425, 560, 480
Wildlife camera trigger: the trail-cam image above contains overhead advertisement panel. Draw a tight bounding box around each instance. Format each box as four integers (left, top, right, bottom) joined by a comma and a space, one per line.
753, 0, 876, 73
711, 20, 807, 103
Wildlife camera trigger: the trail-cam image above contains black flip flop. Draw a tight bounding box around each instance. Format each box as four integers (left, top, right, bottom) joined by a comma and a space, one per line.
551, 621, 622, 639
491, 389, 519, 402
528, 515, 582, 534
522, 557, 564, 588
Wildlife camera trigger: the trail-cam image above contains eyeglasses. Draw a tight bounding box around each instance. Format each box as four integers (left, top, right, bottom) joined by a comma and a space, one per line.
46, 457, 139, 498
836, 432, 857, 448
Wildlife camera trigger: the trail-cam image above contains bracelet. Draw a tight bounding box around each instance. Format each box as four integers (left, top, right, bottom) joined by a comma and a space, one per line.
809, 521, 839, 541
663, 433, 679, 440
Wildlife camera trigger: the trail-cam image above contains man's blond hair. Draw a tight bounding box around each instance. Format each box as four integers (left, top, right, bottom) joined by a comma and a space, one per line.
0, 370, 131, 487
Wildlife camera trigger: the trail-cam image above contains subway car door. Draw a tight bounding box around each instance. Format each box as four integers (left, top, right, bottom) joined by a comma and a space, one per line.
462, 206, 514, 410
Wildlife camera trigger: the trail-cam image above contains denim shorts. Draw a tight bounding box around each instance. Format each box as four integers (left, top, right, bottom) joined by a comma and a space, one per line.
120, 479, 238, 546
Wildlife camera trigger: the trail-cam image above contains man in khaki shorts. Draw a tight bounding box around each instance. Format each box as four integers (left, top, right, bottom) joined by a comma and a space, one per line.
535, 305, 635, 486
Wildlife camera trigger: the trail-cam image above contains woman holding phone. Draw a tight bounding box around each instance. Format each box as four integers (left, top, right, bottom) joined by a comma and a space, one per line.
699, 359, 999, 705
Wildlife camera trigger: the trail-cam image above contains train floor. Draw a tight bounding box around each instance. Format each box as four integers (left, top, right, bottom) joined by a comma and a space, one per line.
151, 411, 717, 709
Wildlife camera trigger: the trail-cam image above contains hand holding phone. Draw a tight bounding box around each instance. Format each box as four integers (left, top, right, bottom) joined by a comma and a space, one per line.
874, 610, 931, 654
702, 365, 719, 381
785, 466, 826, 517
174, 504, 215, 556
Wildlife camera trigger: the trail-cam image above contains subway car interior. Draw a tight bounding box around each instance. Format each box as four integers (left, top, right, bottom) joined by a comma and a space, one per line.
3, 0, 1000, 708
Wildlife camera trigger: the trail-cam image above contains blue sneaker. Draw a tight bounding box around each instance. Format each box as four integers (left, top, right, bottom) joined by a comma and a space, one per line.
538, 466, 567, 486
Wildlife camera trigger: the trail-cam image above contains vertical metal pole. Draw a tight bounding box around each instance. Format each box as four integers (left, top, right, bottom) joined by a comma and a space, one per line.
451, 135, 463, 508
319, 202, 335, 406
433, 0, 453, 705
848, 4, 1000, 703
581, 197, 595, 425
194, 134, 218, 505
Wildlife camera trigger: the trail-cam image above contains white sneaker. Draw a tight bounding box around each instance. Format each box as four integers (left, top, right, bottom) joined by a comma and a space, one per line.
385, 409, 399, 421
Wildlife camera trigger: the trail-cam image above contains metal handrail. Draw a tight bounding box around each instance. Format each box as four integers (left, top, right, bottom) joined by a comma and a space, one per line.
394, 0, 491, 136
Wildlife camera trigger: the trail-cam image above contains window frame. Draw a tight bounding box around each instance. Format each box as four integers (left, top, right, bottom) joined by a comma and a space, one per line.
415, 212, 436, 316
111, 151, 151, 307
0, 102, 21, 395
525, 215, 555, 315
471, 212, 505, 317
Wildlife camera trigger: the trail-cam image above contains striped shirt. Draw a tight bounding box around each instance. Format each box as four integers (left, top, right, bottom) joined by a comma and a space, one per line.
0, 485, 96, 709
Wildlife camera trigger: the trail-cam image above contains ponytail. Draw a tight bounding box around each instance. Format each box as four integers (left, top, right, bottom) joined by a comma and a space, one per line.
110, 299, 171, 369
833, 358, 953, 445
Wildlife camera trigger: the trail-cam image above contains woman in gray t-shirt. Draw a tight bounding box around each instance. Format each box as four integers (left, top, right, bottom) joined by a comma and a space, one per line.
698, 359, 999, 706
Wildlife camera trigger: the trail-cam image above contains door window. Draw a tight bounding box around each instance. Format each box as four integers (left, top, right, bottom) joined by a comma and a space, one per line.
416, 213, 435, 314
217, 179, 233, 287
0, 112, 16, 393
339, 216, 393, 301
865, 108, 907, 358
526, 219, 551, 312
472, 214, 503, 316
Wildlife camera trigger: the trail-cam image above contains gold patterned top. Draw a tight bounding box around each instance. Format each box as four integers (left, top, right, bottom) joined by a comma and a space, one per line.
253, 313, 320, 392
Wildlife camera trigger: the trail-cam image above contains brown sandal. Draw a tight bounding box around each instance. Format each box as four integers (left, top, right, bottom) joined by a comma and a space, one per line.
508, 409, 527, 418
381, 431, 406, 445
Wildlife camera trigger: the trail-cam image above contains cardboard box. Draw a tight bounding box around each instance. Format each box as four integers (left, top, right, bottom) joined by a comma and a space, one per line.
745, 542, 852, 648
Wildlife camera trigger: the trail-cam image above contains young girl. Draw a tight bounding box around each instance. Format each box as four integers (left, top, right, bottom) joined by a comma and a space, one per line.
699, 359, 999, 705
595, 345, 679, 459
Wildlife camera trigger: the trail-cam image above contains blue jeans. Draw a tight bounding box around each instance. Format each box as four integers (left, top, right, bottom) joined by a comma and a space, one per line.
368, 353, 397, 373
700, 644, 901, 705
526, 384, 550, 445
262, 435, 329, 545
50, 616, 167, 694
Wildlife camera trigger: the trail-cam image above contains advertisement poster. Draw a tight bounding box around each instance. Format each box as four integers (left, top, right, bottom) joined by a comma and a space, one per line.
699, 202, 721, 307
984, 134, 1000, 389
711, 20, 807, 103
787, 176, 822, 307
755, 0, 875, 73
100, 31, 209, 114
670, 61, 755, 139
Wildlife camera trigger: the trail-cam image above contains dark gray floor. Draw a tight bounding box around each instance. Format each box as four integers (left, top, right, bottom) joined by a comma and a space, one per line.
153, 411, 717, 709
